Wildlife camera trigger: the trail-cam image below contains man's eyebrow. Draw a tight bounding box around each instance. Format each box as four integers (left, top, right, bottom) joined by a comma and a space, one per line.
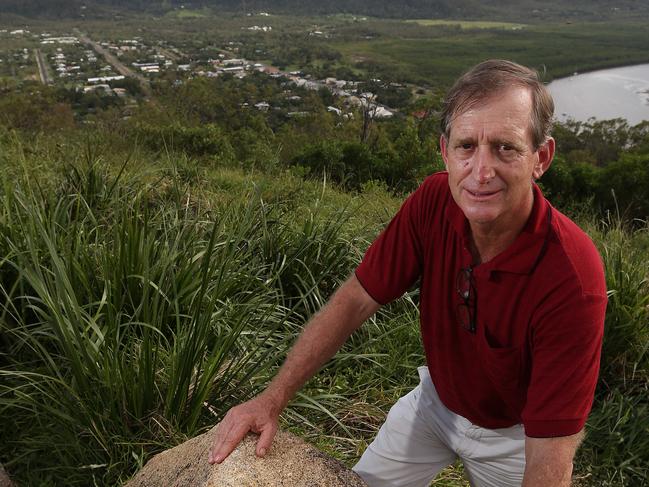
491, 139, 526, 150
453, 136, 475, 145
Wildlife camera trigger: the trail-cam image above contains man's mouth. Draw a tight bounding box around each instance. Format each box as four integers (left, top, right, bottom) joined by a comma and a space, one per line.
464, 188, 501, 200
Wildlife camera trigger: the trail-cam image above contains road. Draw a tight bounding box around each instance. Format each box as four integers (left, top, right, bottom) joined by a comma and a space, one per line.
74, 29, 151, 96
157, 46, 182, 62
34, 49, 52, 85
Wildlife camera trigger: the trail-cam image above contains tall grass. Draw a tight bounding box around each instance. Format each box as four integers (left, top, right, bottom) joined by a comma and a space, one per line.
0, 138, 647, 486
0, 153, 363, 484
574, 216, 649, 486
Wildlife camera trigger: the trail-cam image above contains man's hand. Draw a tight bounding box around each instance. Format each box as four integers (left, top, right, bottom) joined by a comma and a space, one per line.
207, 274, 380, 465
208, 392, 282, 464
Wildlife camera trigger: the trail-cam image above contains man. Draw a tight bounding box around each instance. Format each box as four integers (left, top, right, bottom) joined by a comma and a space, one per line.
208, 60, 607, 486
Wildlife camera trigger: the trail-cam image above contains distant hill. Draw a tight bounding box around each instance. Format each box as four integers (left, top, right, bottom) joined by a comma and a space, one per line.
0, 0, 85, 18
0, 0, 165, 19
179, 0, 649, 21
2, 0, 649, 21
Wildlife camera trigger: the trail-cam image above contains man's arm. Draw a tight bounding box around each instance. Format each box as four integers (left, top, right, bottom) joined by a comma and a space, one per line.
208, 273, 381, 464
522, 430, 584, 487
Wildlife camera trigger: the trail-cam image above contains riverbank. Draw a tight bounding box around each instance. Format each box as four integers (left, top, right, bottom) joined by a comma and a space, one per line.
548, 63, 649, 124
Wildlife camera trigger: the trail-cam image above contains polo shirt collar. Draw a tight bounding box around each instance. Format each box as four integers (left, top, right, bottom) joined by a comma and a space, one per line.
445, 183, 551, 275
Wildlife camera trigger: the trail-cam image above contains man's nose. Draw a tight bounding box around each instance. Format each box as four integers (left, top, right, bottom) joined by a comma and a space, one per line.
472, 146, 496, 183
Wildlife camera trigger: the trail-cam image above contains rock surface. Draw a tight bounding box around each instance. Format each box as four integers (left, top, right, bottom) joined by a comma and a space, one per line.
126, 427, 367, 487
0, 463, 14, 487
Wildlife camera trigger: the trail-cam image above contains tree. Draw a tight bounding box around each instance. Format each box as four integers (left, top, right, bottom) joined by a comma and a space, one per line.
597, 154, 649, 221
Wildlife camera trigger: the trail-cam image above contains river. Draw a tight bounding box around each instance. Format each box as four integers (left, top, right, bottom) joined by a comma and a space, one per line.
547, 63, 649, 125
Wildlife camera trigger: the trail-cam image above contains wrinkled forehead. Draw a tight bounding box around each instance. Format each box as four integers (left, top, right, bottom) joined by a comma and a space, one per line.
446, 87, 535, 140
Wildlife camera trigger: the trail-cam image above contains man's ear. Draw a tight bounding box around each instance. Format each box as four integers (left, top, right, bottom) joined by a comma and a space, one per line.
440, 134, 449, 170
533, 137, 555, 180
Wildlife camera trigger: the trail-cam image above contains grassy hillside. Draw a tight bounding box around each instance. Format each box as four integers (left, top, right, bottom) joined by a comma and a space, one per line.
0, 124, 647, 486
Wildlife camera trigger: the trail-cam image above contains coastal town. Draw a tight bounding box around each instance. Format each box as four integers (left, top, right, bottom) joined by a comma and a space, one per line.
1, 24, 396, 120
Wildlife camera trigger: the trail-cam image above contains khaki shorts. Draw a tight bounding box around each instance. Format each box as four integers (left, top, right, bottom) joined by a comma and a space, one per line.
353, 366, 526, 487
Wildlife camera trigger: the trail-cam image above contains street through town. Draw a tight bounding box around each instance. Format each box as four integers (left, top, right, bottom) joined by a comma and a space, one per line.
74, 29, 151, 96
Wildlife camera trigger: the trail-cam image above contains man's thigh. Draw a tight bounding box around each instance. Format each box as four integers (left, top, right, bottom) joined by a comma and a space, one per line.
352, 367, 457, 487
461, 423, 526, 487
353, 366, 527, 487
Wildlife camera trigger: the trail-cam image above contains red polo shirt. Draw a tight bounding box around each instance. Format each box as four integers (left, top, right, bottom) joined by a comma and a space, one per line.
355, 172, 607, 437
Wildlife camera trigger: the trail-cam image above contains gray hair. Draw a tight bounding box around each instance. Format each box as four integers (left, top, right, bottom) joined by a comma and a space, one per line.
441, 59, 554, 149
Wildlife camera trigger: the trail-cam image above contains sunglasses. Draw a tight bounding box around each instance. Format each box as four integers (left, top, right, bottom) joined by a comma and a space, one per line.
456, 266, 477, 334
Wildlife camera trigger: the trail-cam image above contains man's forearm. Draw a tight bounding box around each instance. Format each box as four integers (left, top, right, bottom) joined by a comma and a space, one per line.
263, 274, 380, 410
522, 431, 584, 487
208, 274, 381, 464
522, 461, 572, 487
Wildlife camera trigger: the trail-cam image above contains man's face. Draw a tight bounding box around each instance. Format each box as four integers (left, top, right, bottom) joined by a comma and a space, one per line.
440, 86, 554, 233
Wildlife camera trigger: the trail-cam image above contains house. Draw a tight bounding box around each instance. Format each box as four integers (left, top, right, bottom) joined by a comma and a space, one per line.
41, 36, 78, 44
223, 58, 246, 66
132, 62, 159, 73
87, 75, 125, 83
256, 65, 279, 74
83, 84, 112, 94
221, 66, 245, 73
371, 106, 393, 119
346, 96, 362, 107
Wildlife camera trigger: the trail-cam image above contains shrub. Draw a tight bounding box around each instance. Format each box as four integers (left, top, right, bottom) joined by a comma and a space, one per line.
132, 122, 235, 162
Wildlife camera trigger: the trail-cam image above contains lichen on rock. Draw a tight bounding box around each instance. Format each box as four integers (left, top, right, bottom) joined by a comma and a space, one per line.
0, 463, 14, 487
126, 427, 367, 487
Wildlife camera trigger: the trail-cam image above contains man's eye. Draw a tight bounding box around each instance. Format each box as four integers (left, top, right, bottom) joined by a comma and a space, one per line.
498, 145, 520, 159
459, 143, 473, 150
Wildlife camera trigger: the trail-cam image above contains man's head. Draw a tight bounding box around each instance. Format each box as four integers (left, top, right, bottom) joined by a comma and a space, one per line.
441, 59, 554, 150
439, 60, 556, 236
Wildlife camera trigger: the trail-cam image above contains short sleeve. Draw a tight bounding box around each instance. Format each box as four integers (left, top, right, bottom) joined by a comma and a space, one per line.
522, 292, 607, 437
355, 177, 439, 305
